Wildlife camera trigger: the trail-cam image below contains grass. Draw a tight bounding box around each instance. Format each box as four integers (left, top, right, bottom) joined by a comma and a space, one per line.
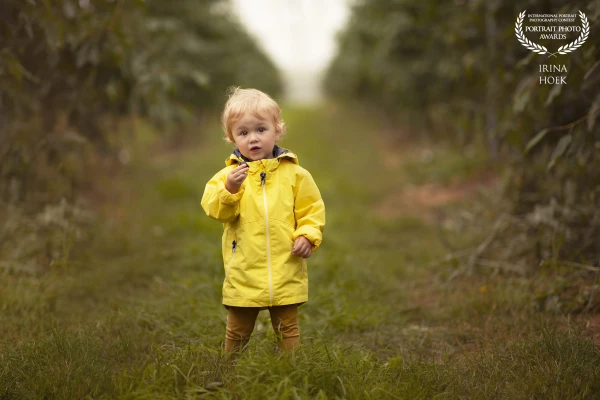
1, 101, 599, 399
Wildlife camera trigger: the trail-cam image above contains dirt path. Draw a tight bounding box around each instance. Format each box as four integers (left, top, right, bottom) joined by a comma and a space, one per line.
372, 128, 503, 222
374, 168, 502, 222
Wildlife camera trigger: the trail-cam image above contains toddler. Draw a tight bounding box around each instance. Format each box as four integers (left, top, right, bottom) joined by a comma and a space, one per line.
201, 87, 326, 355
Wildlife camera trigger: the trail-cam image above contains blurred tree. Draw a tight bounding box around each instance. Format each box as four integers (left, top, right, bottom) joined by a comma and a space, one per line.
0, 0, 282, 206
0, 0, 283, 273
324, 0, 600, 267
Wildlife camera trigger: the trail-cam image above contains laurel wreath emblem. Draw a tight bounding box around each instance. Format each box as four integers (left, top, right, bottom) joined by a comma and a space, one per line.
515, 10, 589, 57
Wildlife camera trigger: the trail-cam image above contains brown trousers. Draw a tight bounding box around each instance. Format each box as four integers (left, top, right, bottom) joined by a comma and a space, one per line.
224, 303, 301, 354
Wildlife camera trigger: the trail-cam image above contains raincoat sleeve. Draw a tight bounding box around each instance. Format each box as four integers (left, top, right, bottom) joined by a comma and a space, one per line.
201, 169, 245, 223
292, 169, 325, 252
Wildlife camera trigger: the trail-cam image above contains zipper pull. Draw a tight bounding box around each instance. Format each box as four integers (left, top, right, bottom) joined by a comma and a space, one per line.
232, 240, 237, 254
260, 172, 266, 186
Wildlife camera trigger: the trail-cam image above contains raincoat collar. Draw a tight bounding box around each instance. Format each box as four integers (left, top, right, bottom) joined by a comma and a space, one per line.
225, 145, 298, 172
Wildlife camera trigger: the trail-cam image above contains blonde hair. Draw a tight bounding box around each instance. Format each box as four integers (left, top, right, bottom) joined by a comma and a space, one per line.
221, 86, 287, 144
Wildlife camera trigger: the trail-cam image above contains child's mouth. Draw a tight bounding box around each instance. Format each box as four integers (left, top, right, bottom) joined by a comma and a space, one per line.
250, 147, 261, 152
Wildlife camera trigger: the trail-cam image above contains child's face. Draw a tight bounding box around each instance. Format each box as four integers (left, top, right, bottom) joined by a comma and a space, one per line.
231, 113, 281, 161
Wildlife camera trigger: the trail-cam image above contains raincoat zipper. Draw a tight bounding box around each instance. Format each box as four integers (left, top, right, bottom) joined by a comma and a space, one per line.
261, 171, 273, 306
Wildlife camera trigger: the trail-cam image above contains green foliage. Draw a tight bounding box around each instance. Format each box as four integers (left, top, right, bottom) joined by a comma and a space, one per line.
0, 0, 282, 272
324, 0, 600, 266
325, 0, 600, 141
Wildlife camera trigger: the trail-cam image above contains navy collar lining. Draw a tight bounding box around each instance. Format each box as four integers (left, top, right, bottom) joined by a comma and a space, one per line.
232, 145, 289, 162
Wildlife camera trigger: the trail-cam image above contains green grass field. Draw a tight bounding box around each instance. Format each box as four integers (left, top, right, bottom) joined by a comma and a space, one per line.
1, 103, 599, 399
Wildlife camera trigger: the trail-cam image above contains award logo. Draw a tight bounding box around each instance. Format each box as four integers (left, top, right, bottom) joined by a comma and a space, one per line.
514, 10, 590, 84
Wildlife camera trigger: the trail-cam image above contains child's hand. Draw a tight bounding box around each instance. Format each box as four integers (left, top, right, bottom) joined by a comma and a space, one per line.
225, 163, 249, 194
292, 235, 312, 258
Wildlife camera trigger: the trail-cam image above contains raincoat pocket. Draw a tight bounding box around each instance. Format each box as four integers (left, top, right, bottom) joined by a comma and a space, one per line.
225, 245, 236, 282
302, 258, 307, 278
225, 231, 238, 284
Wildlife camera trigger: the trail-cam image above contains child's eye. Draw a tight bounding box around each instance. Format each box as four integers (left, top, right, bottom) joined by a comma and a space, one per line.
258, 127, 266, 132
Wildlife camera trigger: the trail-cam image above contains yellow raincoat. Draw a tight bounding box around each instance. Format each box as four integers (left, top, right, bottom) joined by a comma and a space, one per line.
201, 146, 325, 308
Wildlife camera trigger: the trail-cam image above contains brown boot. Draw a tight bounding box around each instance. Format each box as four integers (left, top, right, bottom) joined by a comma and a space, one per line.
224, 338, 250, 366
276, 335, 300, 354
